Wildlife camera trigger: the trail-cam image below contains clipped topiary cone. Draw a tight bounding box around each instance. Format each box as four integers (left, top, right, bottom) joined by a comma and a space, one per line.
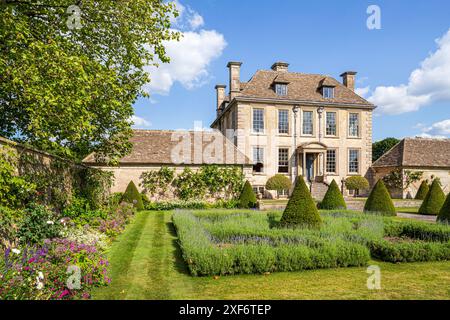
121, 180, 144, 211
418, 179, 445, 215
238, 180, 257, 209
364, 180, 396, 216
280, 176, 322, 229
415, 180, 429, 200
437, 192, 450, 224
320, 179, 347, 210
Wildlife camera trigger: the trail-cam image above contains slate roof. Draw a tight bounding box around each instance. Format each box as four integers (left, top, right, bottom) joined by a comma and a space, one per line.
372, 138, 450, 168
237, 70, 373, 106
82, 130, 251, 165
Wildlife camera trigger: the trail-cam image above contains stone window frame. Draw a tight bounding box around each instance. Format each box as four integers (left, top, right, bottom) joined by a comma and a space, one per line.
275, 83, 288, 96
325, 111, 338, 137
278, 109, 290, 135
347, 148, 361, 175
252, 146, 265, 174
322, 86, 335, 99
252, 108, 265, 134
326, 148, 338, 174
301, 108, 316, 137
348, 111, 361, 138
277, 147, 290, 174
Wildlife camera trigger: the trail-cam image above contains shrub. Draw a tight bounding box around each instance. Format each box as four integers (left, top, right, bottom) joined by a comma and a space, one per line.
238, 181, 257, 209
319, 180, 347, 210
0, 239, 110, 300
418, 179, 445, 215
266, 175, 292, 198
415, 180, 429, 200
437, 192, 450, 224
345, 176, 369, 196
0, 206, 22, 249
383, 219, 450, 242
121, 181, 144, 211
364, 180, 396, 216
62, 197, 109, 227
279, 176, 322, 229
17, 204, 63, 244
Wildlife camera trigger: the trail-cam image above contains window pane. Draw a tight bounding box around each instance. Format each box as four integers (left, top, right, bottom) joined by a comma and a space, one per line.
278, 148, 289, 173
303, 111, 313, 135
349, 149, 359, 173
253, 109, 264, 133
276, 84, 287, 96
323, 87, 334, 99
326, 112, 336, 136
349, 113, 359, 137
326, 150, 336, 173
253, 147, 264, 173
278, 110, 289, 134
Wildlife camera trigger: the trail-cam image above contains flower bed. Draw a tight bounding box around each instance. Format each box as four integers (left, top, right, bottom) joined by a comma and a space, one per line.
172, 210, 450, 276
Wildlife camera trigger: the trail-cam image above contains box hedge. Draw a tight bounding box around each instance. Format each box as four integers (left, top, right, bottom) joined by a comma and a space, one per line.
319, 180, 347, 210
437, 192, 450, 224
418, 179, 445, 215
121, 181, 144, 211
415, 181, 429, 200
238, 181, 257, 209
364, 180, 396, 216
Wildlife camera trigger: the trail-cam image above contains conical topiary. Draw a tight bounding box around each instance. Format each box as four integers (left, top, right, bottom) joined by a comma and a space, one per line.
279, 176, 322, 229
419, 179, 445, 215
121, 181, 144, 211
319, 180, 347, 210
415, 180, 429, 200
238, 181, 257, 209
437, 192, 450, 224
364, 180, 396, 216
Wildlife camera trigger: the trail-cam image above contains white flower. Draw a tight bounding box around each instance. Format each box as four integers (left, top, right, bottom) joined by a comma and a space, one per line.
11, 248, 21, 254
38, 272, 44, 279
36, 279, 44, 290
47, 220, 54, 225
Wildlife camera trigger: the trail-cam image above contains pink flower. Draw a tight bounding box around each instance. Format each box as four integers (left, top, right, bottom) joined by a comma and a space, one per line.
59, 289, 70, 299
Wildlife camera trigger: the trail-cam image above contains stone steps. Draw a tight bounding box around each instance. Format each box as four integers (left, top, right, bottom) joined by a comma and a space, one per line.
310, 181, 329, 201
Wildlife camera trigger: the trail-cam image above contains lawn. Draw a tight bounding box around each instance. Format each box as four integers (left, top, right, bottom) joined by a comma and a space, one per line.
92, 210, 450, 300
396, 207, 420, 214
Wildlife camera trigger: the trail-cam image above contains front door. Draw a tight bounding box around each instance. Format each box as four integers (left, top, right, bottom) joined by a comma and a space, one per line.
306, 154, 315, 181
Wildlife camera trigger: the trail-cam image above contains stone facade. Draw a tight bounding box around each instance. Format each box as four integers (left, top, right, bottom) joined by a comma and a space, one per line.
211, 61, 375, 197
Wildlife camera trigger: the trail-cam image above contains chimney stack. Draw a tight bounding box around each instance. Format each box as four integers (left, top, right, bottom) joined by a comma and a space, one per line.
271, 62, 289, 72
227, 61, 242, 101
340, 71, 357, 91
215, 84, 226, 116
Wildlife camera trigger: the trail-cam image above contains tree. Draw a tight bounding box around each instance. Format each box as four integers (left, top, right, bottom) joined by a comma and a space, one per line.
345, 176, 369, 197
372, 138, 400, 162
418, 179, 445, 215
121, 181, 144, 211
437, 192, 450, 224
364, 180, 396, 216
238, 181, 257, 209
0, 1, 180, 163
266, 175, 292, 198
319, 180, 347, 210
279, 176, 322, 229
415, 180, 429, 200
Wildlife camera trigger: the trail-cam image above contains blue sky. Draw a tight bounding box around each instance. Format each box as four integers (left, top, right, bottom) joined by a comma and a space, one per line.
133, 0, 450, 141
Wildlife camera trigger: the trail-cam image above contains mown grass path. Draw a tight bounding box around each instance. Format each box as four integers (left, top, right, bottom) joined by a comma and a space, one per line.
92, 211, 450, 300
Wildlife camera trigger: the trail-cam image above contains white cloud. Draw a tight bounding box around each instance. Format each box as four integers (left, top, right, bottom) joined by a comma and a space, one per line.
415, 133, 448, 139
130, 115, 152, 128
144, 1, 226, 95
355, 86, 370, 98
423, 119, 450, 136
367, 28, 450, 115
145, 29, 227, 95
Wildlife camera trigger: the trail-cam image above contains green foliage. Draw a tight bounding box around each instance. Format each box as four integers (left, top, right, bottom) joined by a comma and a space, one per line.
238, 181, 257, 209
144, 199, 239, 211
266, 175, 292, 197
372, 137, 400, 162
364, 180, 396, 216
199, 165, 245, 199
173, 168, 207, 200
0, 206, 22, 248
437, 193, 450, 224
384, 219, 450, 242
345, 176, 370, 195
280, 176, 322, 228
121, 181, 144, 211
172, 211, 369, 276
62, 196, 109, 227
17, 204, 62, 244
319, 180, 347, 210
369, 240, 450, 263
0, 146, 36, 208
140, 167, 175, 199
382, 169, 422, 192
0, 0, 180, 162
79, 169, 114, 210
415, 180, 430, 200
418, 179, 445, 215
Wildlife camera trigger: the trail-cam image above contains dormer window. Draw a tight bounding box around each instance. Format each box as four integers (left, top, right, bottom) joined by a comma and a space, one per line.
322, 86, 334, 99
275, 83, 287, 96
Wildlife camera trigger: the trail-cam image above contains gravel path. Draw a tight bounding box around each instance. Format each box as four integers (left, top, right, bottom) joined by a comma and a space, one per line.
397, 212, 437, 223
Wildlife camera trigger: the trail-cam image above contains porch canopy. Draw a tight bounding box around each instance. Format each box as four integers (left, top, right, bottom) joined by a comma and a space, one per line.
297, 142, 327, 180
